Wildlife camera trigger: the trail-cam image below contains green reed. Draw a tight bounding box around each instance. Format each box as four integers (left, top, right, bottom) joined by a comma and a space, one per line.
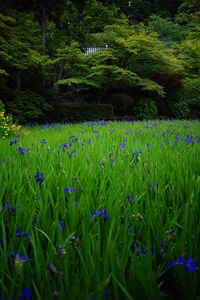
0, 120, 200, 300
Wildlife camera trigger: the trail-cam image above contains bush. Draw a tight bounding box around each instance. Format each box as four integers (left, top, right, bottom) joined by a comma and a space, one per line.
0, 100, 21, 138
6, 90, 52, 124
108, 93, 134, 116
168, 78, 200, 119
133, 98, 158, 119
168, 101, 190, 119
57, 103, 114, 122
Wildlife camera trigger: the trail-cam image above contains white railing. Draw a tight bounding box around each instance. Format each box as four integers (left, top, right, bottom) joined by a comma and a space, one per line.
83, 44, 108, 56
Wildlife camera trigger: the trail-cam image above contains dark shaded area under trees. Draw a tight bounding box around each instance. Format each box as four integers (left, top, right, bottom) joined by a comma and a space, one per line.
0, 0, 200, 123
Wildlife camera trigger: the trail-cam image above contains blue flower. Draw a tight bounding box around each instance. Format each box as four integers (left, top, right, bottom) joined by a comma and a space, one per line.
64, 187, 78, 194
18, 147, 25, 155
10, 139, 17, 146
91, 208, 108, 220
126, 195, 136, 203
70, 236, 78, 243
16, 228, 21, 238
8, 251, 32, 264
19, 288, 31, 300
59, 220, 64, 231
168, 256, 197, 272
64, 187, 70, 194
41, 139, 46, 144
34, 171, 44, 183
47, 262, 62, 275
104, 290, 108, 296
16, 228, 30, 240
69, 149, 77, 159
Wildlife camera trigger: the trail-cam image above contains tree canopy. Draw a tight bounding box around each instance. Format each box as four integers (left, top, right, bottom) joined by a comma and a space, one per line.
0, 0, 199, 122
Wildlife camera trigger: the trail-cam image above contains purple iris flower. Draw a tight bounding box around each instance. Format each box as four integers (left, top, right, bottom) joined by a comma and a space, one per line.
19, 288, 31, 300
18, 147, 25, 155
91, 208, 108, 220
168, 256, 197, 272
126, 195, 136, 203
59, 220, 64, 231
41, 139, 46, 144
69, 149, 77, 159
16, 228, 21, 238
64, 187, 78, 194
104, 290, 108, 296
189, 136, 194, 144
64, 187, 70, 194
10, 139, 17, 146
8, 251, 32, 263
34, 171, 44, 183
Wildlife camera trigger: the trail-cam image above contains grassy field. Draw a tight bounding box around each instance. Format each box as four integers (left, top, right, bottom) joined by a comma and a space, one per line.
0, 120, 200, 300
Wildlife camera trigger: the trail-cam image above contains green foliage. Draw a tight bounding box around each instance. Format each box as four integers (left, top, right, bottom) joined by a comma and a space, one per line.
0, 0, 199, 121
56, 103, 114, 121
168, 101, 190, 119
108, 93, 134, 115
57, 24, 181, 102
175, 0, 200, 25
148, 15, 187, 43
0, 99, 5, 111
133, 98, 158, 119
6, 91, 52, 124
168, 78, 200, 119
0, 109, 21, 138
175, 28, 200, 76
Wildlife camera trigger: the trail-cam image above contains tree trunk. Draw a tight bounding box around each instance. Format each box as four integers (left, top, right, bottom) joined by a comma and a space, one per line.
16, 70, 21, 90
42, 1, 46, 52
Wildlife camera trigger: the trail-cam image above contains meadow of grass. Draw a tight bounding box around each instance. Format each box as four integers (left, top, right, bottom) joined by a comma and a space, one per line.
0, 119, 200, 300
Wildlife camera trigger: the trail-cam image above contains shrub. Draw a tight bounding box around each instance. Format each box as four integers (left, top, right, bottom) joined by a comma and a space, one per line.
168, 101, 190, 119
108, 94, 134, 116
0, 100, 21, 138
168, 78, 200, 119
6, 90, 52, 124
57, 103, 114, 122
133, 98, 158, 119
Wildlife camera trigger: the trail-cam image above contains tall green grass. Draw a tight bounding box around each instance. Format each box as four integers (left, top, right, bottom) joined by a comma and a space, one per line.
0, 120, 200, 300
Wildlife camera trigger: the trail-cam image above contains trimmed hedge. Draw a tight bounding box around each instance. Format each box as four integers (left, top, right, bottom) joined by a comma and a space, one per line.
56, 103, 114, 122
133, 98, 158, 119
108, 93, 134, 115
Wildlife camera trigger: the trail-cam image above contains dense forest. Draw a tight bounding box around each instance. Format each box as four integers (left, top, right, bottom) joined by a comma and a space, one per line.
0, 0, 200, 123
